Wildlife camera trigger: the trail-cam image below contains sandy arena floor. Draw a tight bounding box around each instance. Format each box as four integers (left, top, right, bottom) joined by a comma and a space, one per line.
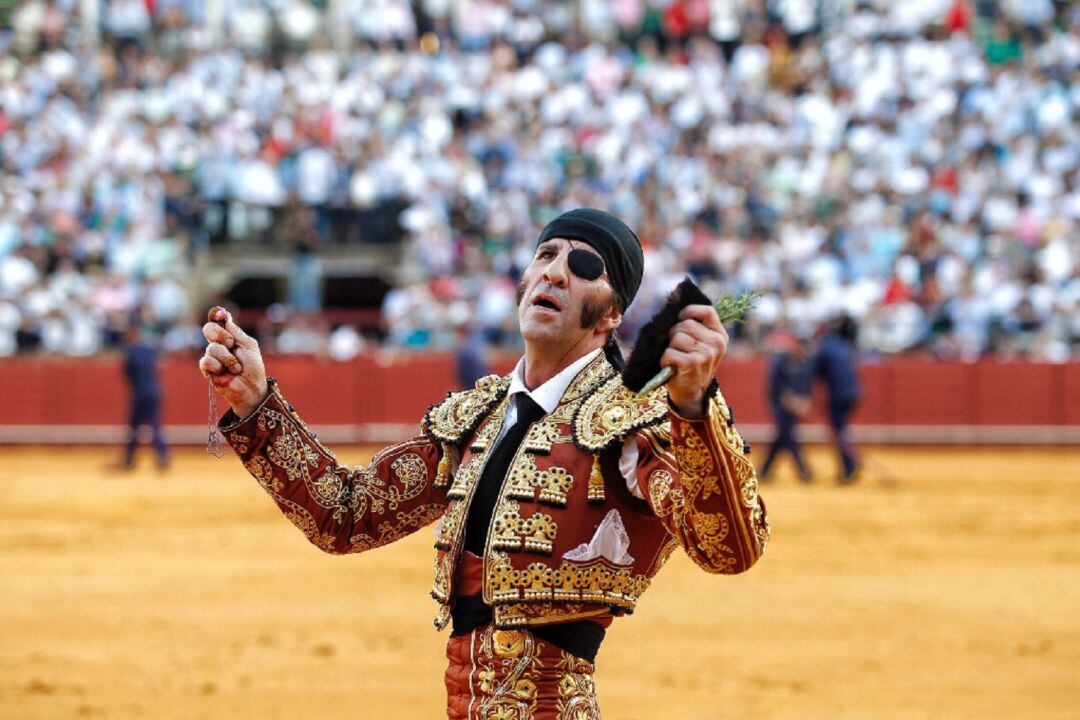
1, 444, 1077, 719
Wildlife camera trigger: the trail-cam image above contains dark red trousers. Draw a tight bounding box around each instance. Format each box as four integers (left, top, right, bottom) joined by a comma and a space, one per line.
444, 624, 600, 719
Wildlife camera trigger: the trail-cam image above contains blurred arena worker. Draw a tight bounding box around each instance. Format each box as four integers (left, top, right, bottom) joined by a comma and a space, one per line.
119, 322, 169, 471
199, 208, 769, 718
815, 316, 862, 484
759, 329, 813, 483
454, 322, 490, 390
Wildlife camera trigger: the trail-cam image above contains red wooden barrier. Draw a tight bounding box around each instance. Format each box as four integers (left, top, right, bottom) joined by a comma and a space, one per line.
0, 354, 1076, 442
1065, 364, 1080, 426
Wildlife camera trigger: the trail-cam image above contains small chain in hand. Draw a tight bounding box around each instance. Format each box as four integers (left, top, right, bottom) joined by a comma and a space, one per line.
205, 305, 230, 458
207, 380, 227, 458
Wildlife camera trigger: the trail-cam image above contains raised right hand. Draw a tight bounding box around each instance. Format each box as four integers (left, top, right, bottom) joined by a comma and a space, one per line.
199, 307, 268, 420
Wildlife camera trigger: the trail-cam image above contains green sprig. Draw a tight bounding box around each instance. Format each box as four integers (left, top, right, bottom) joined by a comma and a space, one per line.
713, 289, 762, 325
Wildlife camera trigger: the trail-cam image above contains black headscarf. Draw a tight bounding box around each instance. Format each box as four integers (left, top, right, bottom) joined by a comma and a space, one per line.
536, 208, 644, 312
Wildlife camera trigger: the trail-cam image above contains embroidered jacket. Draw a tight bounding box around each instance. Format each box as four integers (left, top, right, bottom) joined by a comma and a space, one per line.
221, 352, 769, 630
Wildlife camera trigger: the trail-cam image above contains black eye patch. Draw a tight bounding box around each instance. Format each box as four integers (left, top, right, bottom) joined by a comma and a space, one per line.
568, 248, 605, 281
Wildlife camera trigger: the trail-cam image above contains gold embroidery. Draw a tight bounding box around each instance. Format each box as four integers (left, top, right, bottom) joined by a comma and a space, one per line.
434, 603, 451, 631
312, 469, 345, 506
469, 401, 509, 452
447, 455, 482, 500
486, 552, 652, 609
434, 498, 468, 550
431, 548, 454, 605
542, 400, 580, 425
435, 445, 452, 488
244, 456, 282, 493
352, 459, 427, 516
654, 537, 680, 572
740, 468, 758, 506
264, 410, 321, 484
646, 469, 675, 517
424, 373, 510, 445
491, 501, 558, 555
278, 496, 337, 552
586, 455, 605, 503
706, 391, 754, 463
492, 603, 610, 630
678, 427, 716, 488
638, 423, 685, 519
350, 503, 445, 553
474, 626, 542, 719
492, 630, 526, 658
556, 671, 600, 720
522, 420, 572, 454
706, 393, 771, 553
572, 374, 669, 452
230, 432, 250, 454
256, 409, 278, 432
237, 387, 446, 557
504, 454, 575, 507
692, 526, 737, 572
560, 353, 616, 403
430, 407, 510, 629
752, 504, 771, 549
603, 403, 629, 427
391, 452, 426, 488
461, 626, 598, 720
670, 423, 745, 573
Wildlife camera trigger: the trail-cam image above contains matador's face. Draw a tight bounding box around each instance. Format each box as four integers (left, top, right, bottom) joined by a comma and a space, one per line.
516, 237, 620, 351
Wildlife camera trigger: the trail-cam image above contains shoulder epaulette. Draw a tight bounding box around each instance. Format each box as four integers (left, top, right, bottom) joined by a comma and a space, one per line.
571, 373, 670, 452
423, 373, 511, 445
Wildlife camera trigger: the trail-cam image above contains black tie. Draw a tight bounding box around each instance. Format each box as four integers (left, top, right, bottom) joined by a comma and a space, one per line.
463, 392, 545, 556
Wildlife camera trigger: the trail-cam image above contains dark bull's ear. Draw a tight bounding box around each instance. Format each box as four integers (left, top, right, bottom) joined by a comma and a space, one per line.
621, 277, 711, 392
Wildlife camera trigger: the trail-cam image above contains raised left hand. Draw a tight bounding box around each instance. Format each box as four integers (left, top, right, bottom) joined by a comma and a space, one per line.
661, 304, 728, 418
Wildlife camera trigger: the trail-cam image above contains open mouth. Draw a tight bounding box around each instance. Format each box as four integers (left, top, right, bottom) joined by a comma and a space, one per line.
532, 295, 562, 312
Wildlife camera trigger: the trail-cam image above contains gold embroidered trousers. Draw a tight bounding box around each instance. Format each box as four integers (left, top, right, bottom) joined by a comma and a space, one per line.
445, 624, 600, 720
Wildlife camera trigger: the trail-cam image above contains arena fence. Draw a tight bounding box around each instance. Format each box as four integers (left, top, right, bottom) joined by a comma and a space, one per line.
0, 355, 1077, 445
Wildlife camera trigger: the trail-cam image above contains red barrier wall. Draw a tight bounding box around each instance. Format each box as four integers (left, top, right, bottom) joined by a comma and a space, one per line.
2, 354, 1078, 434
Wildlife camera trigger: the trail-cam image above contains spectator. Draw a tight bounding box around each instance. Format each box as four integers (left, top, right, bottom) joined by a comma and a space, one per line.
0, 0, 1074, 363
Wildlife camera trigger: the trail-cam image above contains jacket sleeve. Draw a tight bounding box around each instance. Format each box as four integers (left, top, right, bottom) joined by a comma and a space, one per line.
634, 387, 769, 574
219, 379, 449, 555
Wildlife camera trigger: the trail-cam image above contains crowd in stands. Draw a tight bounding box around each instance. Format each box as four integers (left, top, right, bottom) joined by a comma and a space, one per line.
0, 0, 1077, 361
